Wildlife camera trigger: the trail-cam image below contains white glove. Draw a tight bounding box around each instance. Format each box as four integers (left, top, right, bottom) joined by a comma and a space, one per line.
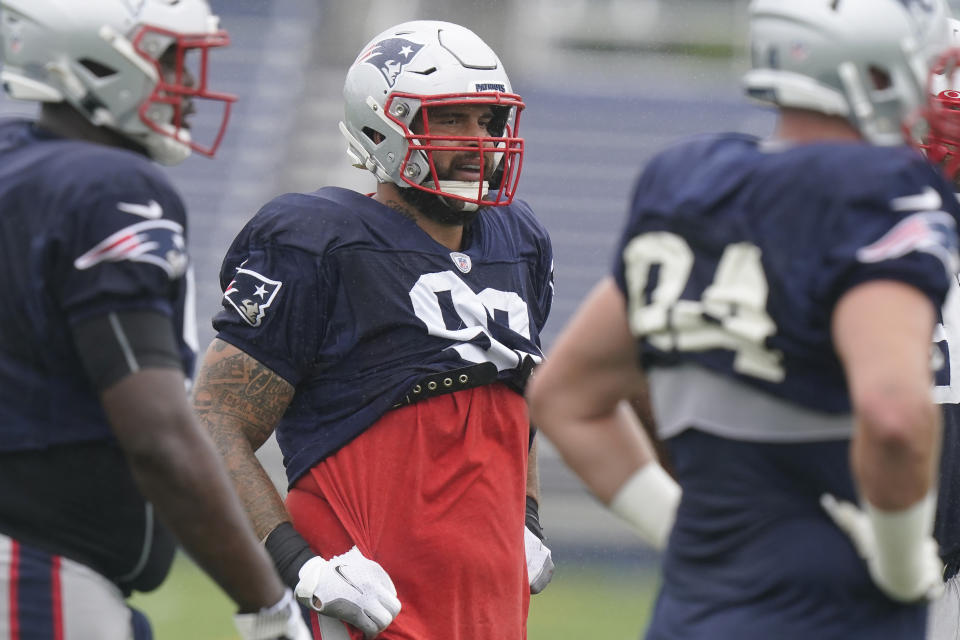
525, 525, 555, 594
233, 588, 311, 640
821, 493, 944, 602
294, 546, 401, 639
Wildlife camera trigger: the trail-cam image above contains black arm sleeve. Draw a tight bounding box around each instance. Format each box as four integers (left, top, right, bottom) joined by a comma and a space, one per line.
71, 310, 184, 391
525, 495, 545, 540
264, 522, 316, 589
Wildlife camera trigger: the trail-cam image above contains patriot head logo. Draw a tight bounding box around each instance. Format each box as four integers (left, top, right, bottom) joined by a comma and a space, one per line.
360, 37, 425, 87
121, 0, 147, 17
856, 210, 959, 278
897, 0, 938, 38
898, 0, 935, 12
74, 219, 187, 279
223, 266, 282, 327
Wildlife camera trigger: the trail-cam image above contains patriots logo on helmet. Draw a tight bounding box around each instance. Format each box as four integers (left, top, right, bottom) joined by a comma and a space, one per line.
898, 0, 938, 37
223, 266, 282, 327
856, 210, 959, 277
359, 37, 424, 87
898, 0, 935, 12
120, 0, 147, 17
74, 219, 187, 279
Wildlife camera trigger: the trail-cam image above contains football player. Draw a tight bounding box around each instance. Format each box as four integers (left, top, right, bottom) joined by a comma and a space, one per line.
929, 270, 960, 640
191, 20, 555, 640
0, 1, 309, 638
527, 0, 959, 638
914, 26, 960, 640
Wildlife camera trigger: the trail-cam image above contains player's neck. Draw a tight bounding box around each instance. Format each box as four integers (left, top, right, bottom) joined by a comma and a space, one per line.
36, 103, 148, 156
772, 108, 863, 144
413, 214, 464, 250
374, 186, 465, 250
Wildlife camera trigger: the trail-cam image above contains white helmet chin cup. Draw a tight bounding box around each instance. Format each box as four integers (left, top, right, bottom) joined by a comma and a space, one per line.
743, 0, 953, 146
424, 180, 490, 212
340, 20, 525, 208
0, 0, 235, 164
140, 122, 193, 166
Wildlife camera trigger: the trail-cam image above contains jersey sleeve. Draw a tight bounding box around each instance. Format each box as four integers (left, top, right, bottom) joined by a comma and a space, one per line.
57, 158, 188, 325
612, 156, 663, 296
527, 206, 555, 338
212, 217, 328, 385
535, 245, 555, 338
815, 164, 959, 312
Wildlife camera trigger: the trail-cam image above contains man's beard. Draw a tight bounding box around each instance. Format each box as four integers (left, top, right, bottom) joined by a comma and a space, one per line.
398, 184, 483, 226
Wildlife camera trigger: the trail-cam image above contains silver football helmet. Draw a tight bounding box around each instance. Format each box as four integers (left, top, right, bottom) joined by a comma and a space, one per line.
743, 0, 953, 146
339, 20, 524, 212
0, 0, 236, 165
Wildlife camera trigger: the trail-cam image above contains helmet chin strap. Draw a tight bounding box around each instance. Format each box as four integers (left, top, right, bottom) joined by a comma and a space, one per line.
425, 180, 489, 213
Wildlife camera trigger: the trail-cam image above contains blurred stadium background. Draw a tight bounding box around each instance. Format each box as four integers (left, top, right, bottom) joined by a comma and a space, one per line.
10, 0, 942, 636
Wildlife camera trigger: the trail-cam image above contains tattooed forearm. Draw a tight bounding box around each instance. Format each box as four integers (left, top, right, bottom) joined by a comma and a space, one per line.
192, 338, 295, 538
193, 339, 294, 448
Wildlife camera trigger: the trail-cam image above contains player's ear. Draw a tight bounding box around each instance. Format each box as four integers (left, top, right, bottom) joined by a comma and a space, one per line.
358, 127, 386, 145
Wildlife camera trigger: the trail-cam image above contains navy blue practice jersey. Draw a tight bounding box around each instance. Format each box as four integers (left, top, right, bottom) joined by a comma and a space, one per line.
614, 133, 959, 639
0, 119, 196, 451
614, 132, 960, 428
213, 186, 554, 485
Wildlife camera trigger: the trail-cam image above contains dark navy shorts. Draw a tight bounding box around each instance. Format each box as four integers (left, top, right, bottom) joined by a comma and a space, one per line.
645, 429, 926, 640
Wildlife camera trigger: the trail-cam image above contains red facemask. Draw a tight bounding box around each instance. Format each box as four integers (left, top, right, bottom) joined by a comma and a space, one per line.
910, 48, 960, 181
132, 24, 237, 158
386, 91, 525, 207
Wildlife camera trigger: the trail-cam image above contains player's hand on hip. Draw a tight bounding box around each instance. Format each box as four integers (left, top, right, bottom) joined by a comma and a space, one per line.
525, 525, 555, 594
233, 588, 312, 640
821, 493, 944, 602
294, 545, 401, 639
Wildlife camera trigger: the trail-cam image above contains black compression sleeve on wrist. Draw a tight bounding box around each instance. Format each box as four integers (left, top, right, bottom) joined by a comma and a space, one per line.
263, 522, 316, 589
525, 495, 545, 541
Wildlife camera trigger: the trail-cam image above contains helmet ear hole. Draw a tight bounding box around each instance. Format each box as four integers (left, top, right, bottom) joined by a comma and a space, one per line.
869, 65, 892, 91
78, 58, 117, 79
361, 126, 385, 144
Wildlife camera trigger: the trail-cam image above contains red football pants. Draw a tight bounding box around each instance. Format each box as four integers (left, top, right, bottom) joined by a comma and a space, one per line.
287, 383, 530, 640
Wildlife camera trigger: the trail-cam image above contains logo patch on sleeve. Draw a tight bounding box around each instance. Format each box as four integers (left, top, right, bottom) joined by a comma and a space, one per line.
223, 267, 282, 327
856, 211, 959, 277
73, 219, 187, 279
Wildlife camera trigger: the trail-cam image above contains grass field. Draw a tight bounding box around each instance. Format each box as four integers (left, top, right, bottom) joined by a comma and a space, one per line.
129, 553, 660, 639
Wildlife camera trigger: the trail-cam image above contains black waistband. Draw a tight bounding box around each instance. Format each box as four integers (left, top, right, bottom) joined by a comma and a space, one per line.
392, 362, 499, 408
